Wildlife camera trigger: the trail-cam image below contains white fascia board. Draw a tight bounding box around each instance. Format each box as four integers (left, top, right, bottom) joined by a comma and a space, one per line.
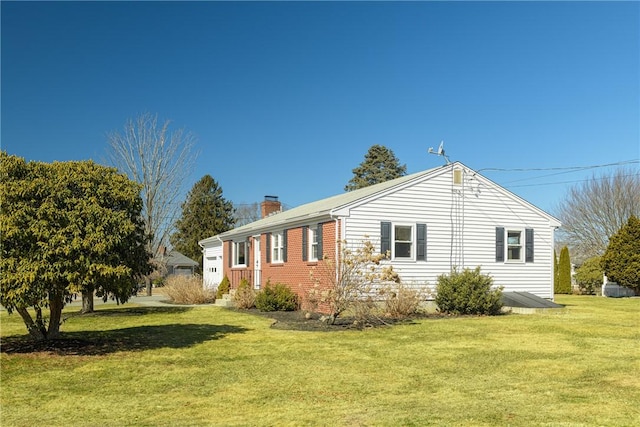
198, 234, 223, 248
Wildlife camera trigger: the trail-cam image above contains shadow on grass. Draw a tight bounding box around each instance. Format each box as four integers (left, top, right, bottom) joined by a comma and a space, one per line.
64, 306, 194, 317
1, 322, 249, 356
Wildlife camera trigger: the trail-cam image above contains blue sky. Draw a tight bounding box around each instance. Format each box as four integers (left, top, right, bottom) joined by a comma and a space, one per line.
2, 1, 639, 215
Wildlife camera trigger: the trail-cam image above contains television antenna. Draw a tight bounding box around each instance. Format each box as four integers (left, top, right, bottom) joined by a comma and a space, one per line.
428, 141, 451, 164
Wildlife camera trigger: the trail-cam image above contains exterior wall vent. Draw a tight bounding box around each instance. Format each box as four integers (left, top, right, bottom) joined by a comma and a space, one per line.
453, 168, 463, 185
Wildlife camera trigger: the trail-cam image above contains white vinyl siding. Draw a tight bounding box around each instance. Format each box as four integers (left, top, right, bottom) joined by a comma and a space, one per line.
340, 167, 557, 299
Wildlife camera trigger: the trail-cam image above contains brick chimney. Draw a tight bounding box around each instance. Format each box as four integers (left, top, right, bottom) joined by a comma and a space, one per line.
261, 195, 281, 218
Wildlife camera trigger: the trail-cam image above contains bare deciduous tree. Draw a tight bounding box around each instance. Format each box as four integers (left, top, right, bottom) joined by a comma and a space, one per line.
308, 239, 400, 325
107, 113, 198, 257
234, 202, 261, 227
556, 167, 640, 262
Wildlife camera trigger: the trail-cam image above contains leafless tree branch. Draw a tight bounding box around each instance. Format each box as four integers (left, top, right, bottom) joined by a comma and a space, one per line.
107, 113, 198, 255
556, 168, 640, 262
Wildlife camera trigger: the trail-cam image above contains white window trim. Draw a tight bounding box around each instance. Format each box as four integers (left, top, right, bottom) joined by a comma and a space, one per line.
233, 241, 247, 267
272, 232, 284, 264
506, 228, 525, 263
392, 223, 415, 261
309, 226, 319, 262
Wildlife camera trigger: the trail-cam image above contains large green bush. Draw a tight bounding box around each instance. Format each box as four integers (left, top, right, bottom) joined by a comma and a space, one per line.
601, 215, 640, 293
574, 256, 603, 295
435, 267, 503, 315
255, 282, 298, 312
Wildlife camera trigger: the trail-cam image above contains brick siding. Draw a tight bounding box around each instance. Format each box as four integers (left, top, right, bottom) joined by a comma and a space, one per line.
223, 220, 339, 312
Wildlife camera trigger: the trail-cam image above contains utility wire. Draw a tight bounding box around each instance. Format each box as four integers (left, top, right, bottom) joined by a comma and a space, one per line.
477, 159, 638, 174
506, 172, 640, 189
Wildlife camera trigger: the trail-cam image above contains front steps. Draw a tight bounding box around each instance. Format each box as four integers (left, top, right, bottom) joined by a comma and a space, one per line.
215, 292, 235, 308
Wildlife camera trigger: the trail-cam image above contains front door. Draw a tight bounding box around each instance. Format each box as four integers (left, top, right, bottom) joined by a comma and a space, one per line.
253, 235, 261, 289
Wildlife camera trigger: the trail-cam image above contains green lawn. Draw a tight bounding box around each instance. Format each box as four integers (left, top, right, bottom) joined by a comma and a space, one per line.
1, 296, 639, 426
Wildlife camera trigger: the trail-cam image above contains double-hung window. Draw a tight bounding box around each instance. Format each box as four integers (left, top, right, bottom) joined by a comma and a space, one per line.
302, 224, 323, 262
394, 225, 413, 259
381, 222, 427, 261
309, 227, 319, 261
496, 227, 534, 263
272, 232, 284, 263
507, 230, 523, 261
233, 241, 247, 266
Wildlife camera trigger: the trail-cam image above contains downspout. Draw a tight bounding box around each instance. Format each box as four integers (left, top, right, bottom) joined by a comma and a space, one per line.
329, 211, 343, 285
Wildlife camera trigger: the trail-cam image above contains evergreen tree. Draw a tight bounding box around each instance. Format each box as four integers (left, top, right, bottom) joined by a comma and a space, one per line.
553, 249, 559, 293
345, 145, 407, 191
0, 153, 150, 340
557, 246, 572, 294
600, 215, 640, 293
170, 175, 235, 269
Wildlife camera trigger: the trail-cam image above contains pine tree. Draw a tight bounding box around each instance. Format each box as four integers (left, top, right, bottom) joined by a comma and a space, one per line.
600, 215, 640, 293
557, 246, 572, 294
170, 175, 235, 269
345, 145, 407, 191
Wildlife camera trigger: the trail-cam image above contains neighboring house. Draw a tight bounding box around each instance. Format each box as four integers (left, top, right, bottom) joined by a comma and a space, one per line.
199, 162, 561, 304
155, 247, 199, 277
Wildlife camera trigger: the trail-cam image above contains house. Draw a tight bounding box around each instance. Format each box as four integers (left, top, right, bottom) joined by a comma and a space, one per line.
199, 162, 561, 305
155, 248, 199, 277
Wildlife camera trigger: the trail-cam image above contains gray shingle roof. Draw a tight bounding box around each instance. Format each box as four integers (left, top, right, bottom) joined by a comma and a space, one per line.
200, 163, 447, 244
163, 250, 199, 267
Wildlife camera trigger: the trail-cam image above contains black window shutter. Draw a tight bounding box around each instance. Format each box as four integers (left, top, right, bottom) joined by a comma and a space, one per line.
496, 227, 505, 262
228, 241, 233, 268
266, 232, 271, 263
381, 222, 391, 255
282, 229, 288, 262
245, 240, 250, 266
302, 226, 308, 261
317, 223, 323, 260
416, 223, 427, 261
525, 228, 534, 263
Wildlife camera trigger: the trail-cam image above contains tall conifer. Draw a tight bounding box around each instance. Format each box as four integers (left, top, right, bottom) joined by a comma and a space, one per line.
557, 246, 572, 294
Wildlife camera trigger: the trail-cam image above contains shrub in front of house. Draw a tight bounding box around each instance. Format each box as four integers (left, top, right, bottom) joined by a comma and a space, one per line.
164, 274, 215, 305
216, 275, 231, 299
381, 283, 423, 318
435, 267, 503, 315
234, 278, 256, 309
255, 281, 298, 312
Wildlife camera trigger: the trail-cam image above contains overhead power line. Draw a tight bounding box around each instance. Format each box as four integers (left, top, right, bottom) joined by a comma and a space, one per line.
506, 172, 640, 189
477, 159, 639, 174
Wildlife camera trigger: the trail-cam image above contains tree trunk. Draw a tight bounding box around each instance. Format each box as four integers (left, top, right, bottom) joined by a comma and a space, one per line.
81, 289, 94, 313
15, 307, 46, 341
145, 276, 152, 296
46, 293, 64, 339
